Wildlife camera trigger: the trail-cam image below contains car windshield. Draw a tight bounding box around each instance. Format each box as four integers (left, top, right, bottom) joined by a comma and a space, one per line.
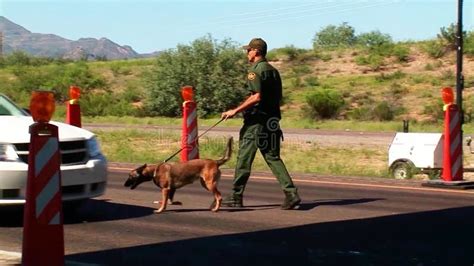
0, 94, 29, 116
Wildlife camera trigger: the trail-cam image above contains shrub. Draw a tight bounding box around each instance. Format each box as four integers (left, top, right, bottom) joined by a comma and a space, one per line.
422, 40, 446, 58
348, 101, 395, 121
375, 70, 406, 82
424, 63, 434, 71
306, 88, 345, 119
356, 30, 393, 50
348, 106, 372, 121
392, 45, 411, 63
81, 92, 137, 116
437, 23, 464, 51
423, 99, 444, 121
464, 31, 474, 56
304, 76, 320, 87
267, 46, 311, 62
291, 65, 312, 76
389, 83, 408, 100
355, 54, 385, 71
312, 22, 356, 49
143, 35, 247, 117
278, 45, 304, 61
373, 101, 395, 121
8, 61, 107, 102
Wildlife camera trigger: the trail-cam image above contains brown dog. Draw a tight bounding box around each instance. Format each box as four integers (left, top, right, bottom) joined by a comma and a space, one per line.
124, 137, 232, 213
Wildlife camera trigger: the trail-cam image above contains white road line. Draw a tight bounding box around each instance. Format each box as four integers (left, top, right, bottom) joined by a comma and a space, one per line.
110, 166, 474, 195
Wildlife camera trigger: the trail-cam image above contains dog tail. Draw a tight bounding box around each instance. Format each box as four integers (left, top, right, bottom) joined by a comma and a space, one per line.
215, 137, 233, 166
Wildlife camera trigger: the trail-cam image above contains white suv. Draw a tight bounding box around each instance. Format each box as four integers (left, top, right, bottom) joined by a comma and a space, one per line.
0, 93, 107, 205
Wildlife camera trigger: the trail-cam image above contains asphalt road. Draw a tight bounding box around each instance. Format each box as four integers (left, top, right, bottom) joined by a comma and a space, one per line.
1, 167, 473, 266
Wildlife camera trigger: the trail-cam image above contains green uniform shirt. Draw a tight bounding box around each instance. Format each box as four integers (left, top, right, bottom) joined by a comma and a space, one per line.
245, 58, 282, 120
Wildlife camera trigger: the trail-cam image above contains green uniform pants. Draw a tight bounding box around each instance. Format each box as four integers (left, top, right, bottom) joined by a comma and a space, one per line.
231, 122, 297, 196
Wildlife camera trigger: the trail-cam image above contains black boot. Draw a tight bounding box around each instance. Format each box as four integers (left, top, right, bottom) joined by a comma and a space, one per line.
221, 194, 243, 207
281, 192, 301, 210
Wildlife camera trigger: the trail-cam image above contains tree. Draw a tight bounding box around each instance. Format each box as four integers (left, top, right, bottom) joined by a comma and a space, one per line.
437, 23, 464, 51
356, 30, 393, 50
144, 35, 248, 117
312, 22, 356, 49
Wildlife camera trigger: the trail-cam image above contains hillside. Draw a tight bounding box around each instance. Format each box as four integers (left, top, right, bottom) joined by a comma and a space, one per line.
1, 39, 473, 127
0, 16, 141, 60
83, 45, 474, 123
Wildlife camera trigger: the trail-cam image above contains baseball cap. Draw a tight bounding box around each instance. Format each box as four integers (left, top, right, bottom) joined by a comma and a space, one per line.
242, 38, 267, 55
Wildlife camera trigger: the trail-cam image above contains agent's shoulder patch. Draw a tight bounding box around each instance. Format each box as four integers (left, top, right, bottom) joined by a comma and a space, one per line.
247, 72, 257, 81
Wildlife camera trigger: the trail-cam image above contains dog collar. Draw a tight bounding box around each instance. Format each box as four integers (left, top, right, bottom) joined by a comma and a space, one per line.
153, 165, 158, 178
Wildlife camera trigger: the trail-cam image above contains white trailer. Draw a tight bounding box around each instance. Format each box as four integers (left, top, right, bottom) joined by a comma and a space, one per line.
388, 133, 443, 179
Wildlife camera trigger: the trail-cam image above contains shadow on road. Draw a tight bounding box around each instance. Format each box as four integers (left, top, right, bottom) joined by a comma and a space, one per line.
0, 199, 155, 227
164, 198, 383, 213
297, 198, 384, 211
66, 206, 474, 266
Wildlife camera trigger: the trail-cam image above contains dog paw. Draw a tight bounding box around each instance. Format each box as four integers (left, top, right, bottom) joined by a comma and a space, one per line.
154, 209, 164, 214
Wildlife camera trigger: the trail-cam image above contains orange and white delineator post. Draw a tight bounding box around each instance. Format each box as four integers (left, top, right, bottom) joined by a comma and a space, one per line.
181, 86, 199, 161
66, 85, 81, 128
441, 87, 463, 181
23, 91, 64, 266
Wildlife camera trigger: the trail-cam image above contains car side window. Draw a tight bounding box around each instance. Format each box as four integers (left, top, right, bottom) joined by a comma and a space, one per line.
0, 104, 11, 115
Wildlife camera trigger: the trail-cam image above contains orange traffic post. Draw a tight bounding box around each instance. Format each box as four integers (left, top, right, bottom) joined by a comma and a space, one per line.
441, 87, 463, 181
181, 86, 199, 161
66, 85, 81, 127
23, 91, 64, 266
422, 87, 474, 189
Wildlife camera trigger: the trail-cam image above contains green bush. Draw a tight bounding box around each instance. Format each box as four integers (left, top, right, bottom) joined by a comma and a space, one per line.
422, 40, 446, 58
144, 35, 247, 117
278, 45, 305, 61
110, 63, 132, 76
373, 101, 395, 121
81, 92, 137, 116
424, 63, 434, 71
437, 23, 463, 51
392, 45, 411, 63
375, 71, 406, 82
356, 31, 393, 50
348, 106, 372, 121
304, 76, 320, 87
348, 101, 395, 121
291, 65, 312, 75
0, 51, 71, 68
8, 62, 107, 101
355, 54, 385, 71
306, 88, 345, 119
313, 22, 356, 49
464, 31, 474, 56
423, 99, 444, 121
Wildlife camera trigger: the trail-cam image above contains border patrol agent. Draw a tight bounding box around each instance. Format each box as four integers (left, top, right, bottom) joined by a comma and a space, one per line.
221, 38, 301, 210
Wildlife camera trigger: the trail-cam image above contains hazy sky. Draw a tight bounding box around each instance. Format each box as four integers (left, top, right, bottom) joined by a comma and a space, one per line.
0, 0, 473, 54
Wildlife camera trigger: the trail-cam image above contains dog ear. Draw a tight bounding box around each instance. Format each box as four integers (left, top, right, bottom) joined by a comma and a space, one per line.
136, 164, 147, 173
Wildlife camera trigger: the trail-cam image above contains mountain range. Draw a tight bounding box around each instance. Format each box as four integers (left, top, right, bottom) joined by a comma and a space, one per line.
0, 16, 154, 60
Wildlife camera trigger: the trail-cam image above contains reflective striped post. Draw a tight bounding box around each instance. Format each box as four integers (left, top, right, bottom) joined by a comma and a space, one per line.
442, 103, 463, 181
181, 86, 199, 161
23, 91, 64, 266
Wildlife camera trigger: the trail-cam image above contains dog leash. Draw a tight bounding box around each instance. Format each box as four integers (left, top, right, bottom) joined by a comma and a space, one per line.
163, 117, 225, 163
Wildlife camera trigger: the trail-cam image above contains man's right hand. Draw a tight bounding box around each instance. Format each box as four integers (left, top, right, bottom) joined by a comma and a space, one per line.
221, 109, 237, 120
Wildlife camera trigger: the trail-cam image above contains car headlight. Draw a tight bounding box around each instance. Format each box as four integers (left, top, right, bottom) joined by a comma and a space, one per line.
86, 137, 102, 158
0, 143, 20, 162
